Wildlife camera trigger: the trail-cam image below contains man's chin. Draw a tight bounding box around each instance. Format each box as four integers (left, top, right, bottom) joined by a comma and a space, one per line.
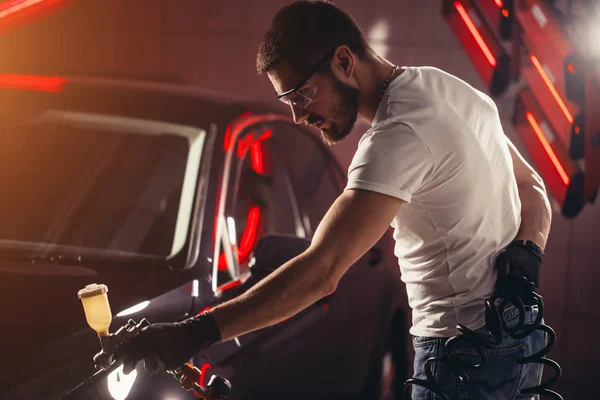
320, 122, 356, 145
320, 129, 339, 146
320, 130, 343, 146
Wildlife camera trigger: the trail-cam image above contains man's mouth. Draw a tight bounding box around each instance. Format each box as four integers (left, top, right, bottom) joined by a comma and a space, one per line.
307, 116, 324, 128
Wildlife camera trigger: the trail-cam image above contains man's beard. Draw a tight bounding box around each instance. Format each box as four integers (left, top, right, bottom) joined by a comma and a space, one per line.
320, 78, 360, 146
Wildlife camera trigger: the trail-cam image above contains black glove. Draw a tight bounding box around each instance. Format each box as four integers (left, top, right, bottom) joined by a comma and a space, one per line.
119, 312, 221, 375
495, 240, 543, 304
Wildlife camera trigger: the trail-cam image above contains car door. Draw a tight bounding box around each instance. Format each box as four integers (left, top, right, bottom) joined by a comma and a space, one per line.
189, 116, 332, 387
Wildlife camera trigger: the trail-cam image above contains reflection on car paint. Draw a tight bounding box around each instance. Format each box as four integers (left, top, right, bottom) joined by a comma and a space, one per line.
107, 365, 136, 400
116, 301, 150, 317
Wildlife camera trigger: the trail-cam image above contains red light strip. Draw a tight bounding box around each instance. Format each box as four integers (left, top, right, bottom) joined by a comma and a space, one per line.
217, 252, 227, 271
0, 74, 66, 92
0, 0, 65, 31
493, 0, 503, 8
216, 279, 242, 293
218, 127, 267, 271
250, 141, 264, 174
216, 115, 287, 274
198, 306, 212, 315
0, 0, 51, 18
258, 129, 272, 141
530, 54, 574, 124
454, 2, 497, 67
199, 363, 211, 388
525, 112, 570, 186
217, 205, 261, 270
237, 134, 253, 158
230, 114, 288, 143
223, 111, 252, 150
238, 206, 260, 263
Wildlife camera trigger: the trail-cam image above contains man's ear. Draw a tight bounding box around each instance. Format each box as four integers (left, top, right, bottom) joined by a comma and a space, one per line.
331, 45, 356, 82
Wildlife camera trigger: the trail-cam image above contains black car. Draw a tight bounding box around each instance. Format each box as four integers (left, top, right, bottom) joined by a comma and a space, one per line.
0, 75, 408, 400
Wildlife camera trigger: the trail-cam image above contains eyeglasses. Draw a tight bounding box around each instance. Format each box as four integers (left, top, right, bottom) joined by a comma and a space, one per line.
275, 50, 334, 108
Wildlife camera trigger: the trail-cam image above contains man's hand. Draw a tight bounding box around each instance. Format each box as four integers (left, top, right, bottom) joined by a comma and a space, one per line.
502, 137, 549, 305
119, 313, 221, 375
495, 241, 542, 304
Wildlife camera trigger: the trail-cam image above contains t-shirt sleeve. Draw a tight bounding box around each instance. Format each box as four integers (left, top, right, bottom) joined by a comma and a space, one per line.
345, 124, 434, 203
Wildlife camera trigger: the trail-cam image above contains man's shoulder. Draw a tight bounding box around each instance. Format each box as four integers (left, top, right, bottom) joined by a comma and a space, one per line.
354, 121, 428, 161
387, 66, 470, 101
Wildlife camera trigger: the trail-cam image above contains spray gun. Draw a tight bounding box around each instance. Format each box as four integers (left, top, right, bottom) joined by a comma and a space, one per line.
61, 283, 231, 400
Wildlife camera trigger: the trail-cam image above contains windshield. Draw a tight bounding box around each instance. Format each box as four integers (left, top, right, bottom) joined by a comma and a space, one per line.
0, 110, 205, 258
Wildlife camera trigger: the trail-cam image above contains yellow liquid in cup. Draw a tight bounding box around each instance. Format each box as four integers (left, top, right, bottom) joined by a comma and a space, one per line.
78, 284, 112, 337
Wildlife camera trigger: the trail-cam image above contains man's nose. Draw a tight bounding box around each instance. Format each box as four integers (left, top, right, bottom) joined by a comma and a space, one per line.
290, 105, 308, 125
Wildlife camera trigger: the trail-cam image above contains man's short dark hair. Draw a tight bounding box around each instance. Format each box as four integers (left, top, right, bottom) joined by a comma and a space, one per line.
256, 0, 372, 76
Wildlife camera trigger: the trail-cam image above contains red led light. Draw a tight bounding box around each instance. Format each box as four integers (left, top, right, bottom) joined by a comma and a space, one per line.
0, 0, 66, 33
198, 306, 212, 315
530, 54, 574, 124
237, 134, 253, 158
220, 130, 265, 268
216, 279, 242, 293
502, 9, 509, 17
258, 129, 272, 141
525, 112, 570, 186
199, 363, 211, 387
217, 207, 261, 270
223, 111, 252, 150
0, 0, 59, 19
494, 0, 503, 7
0, 74, 66, 92
0, 0, 29, 16
217, 253, 227, 271
238, 207, 260, 263
250, 141, 263, 174
454, 2, 497, 67
216, 115, 287, 274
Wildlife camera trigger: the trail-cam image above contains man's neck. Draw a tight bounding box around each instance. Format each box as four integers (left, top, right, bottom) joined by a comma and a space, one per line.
356, 57, 402, 124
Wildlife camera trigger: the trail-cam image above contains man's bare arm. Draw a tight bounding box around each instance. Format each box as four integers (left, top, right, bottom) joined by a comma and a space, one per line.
507, 137, 552, 250
210, 189, 404, 341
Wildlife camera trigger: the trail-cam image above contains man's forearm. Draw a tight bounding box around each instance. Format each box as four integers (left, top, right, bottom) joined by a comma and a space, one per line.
515, 181, 552, 251
209, 249, 335, 341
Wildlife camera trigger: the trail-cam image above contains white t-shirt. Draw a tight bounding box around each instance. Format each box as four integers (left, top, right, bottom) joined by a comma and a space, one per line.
345, 66, 521, 337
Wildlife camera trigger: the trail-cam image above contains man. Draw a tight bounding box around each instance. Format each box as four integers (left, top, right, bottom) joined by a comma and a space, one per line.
121, 1, 551, 398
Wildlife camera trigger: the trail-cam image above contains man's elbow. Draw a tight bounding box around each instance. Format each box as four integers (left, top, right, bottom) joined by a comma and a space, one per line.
517, 179, 552, 218
515, 170, 545, 189
321, 257, 349, 297
320, 273, 339, 297
308, 249, 341, 297
518, 181, 546, 197
517, 170, 547, 195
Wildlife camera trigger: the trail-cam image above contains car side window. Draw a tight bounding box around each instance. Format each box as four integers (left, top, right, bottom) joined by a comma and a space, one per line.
272, 123, 344, 237
215, 126, 303, 289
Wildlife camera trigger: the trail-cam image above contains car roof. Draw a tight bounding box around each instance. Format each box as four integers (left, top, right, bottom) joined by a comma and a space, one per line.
66, 75, 284, 115
0, 74, 292, 134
